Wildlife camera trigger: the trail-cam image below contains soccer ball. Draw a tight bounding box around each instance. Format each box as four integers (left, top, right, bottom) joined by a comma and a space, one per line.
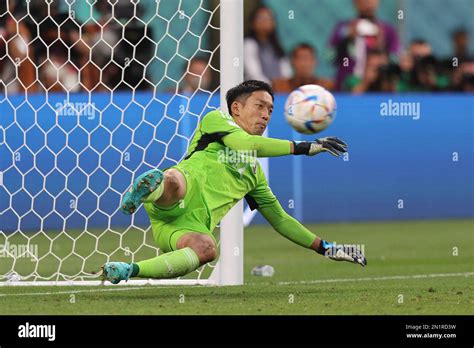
284, 84, 337, 134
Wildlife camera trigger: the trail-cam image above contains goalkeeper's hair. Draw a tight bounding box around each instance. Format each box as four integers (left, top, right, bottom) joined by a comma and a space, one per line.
226, 80, 274, 115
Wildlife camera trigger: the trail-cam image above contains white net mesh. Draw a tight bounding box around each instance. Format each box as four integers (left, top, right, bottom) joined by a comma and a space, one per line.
0, 0, 221, 284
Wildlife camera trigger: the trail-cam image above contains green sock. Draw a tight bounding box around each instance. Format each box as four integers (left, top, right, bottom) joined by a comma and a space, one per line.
143, 180, 165, 203
130, 263, 140, 277
135, 247, 200, 279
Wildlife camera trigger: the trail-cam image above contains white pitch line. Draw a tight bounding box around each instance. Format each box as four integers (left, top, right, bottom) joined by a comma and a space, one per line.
274, 272, 474, 286
0, 286, 159, 297
0, 272, 472, 298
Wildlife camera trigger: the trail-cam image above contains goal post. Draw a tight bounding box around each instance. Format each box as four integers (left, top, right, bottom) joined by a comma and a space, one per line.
0, 0, 244, 286
212, 0, 244, 286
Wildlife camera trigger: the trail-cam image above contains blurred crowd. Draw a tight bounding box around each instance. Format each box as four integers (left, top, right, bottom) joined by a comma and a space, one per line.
0, 0, 472, 94
245, 1, 474, 93
0, 0, 153, 94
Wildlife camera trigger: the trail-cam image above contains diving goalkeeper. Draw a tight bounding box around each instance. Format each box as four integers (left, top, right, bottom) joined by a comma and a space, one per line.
101, 80, 366, 284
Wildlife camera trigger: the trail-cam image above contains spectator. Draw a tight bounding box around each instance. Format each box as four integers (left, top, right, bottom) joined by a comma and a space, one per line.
244, 5, 291, 83
329, 0, 400, 90
452, 60, 474, 92
272, 43, 334, 92
179, 56, 213, 93
343, 49, 389, 93
399, 40, 449, 92
398, 50, 413, 75
451, 28, 472, 64
409, 39, 432, 60
440, 29, 473, 91
82, 0, 152, 91
40, 16, 92, 92
24, 1, 91, 93
0, 0, 36, 93
40, 40, 81, 92
397, 39, 432, 92
407, 55, 450, 92
81, 0, 122, 91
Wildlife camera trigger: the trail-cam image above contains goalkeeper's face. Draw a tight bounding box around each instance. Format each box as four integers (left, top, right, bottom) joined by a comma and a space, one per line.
233, 91, 273, 136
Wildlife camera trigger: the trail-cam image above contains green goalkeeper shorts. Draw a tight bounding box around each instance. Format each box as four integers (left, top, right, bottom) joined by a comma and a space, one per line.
143, 163, 217, 254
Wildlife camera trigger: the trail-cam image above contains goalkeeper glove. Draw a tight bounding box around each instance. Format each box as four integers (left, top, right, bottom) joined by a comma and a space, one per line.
292, 137, 348, 157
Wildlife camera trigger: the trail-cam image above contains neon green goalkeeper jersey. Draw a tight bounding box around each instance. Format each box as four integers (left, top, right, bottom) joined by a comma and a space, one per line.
181, 109, 291, 228
144, 109, 316, 252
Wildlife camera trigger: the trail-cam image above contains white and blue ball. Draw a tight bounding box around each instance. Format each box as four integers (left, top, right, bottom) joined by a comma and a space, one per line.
284, 84, 336, 134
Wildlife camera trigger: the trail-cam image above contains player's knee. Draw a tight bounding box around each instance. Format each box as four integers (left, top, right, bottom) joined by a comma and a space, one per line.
164, 170, 180, 190
200, 240, 217, 264
181, 234, 217, 264
164, 169, 185, 200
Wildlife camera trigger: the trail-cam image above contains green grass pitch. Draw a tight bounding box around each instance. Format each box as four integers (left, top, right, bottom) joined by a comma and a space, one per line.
0, 219, 472, 315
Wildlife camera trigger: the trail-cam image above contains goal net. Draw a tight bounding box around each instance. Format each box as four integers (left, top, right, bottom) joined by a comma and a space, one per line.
0, 0, 244, 286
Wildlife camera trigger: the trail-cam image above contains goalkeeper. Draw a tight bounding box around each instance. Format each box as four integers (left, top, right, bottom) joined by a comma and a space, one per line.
101, 80, 366, 284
